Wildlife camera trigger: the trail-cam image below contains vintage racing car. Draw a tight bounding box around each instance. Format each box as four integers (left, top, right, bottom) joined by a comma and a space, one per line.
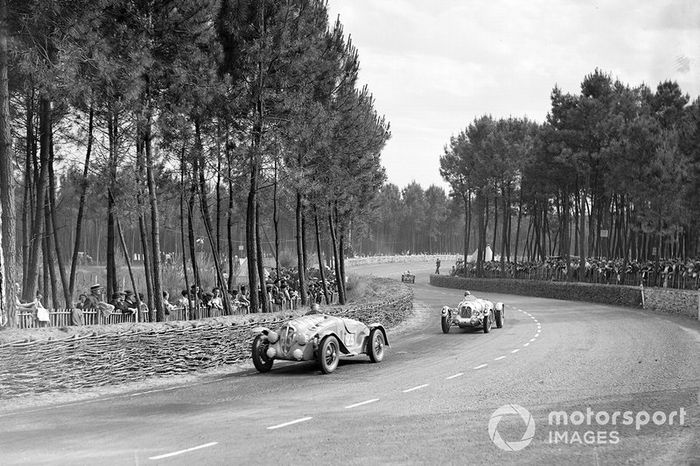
251, 313, 388, 374
441, 292, 504, 333
401, 271, 416, 283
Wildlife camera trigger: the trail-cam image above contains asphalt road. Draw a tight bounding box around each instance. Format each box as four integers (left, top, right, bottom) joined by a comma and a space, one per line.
0, 261, 698, 465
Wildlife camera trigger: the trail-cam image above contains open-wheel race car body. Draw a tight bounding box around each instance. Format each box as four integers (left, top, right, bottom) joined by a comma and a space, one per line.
251, 314, 389, 374
441, 294, 504, 333
401, 273, 416, 283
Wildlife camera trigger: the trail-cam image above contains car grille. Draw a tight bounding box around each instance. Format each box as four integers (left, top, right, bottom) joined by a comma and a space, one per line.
281, 325, 295, 353
460, 306, 471, 318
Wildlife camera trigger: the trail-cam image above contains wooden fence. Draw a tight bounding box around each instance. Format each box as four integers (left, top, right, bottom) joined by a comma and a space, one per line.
16, 299, 302, 329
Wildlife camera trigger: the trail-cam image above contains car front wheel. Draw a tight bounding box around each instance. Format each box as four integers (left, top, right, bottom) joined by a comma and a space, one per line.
483, 314, 491, 333
368, 328, 385, 363
495, 309, 504, 328
318, 335, 340, 374
441, 315, 451, 334
252, 334, 274, 373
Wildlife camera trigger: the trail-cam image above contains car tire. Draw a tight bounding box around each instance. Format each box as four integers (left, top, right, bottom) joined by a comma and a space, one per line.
495, 309, 503, 328
483, 314, 491, 333
252, 334, 274, 373
368, 328, 385, 363
441, 315, 451, 334
318, 335, 340, 374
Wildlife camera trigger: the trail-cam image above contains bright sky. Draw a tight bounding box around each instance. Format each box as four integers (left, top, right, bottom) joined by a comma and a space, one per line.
326, 0, 700, 191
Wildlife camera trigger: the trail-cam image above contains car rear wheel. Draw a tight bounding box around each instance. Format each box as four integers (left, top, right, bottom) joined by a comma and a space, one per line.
318, 335, 340, 374
483, 314, 491, 333
441, 315, 451, 334
495, 309, 504, 328
368, 328, 385, 363
252, 334, 274, 373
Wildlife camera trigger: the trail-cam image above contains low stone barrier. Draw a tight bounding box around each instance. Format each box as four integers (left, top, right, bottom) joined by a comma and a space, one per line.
0, 279, 413, 399
430, 274, 699, 320
643, 287, 700, 319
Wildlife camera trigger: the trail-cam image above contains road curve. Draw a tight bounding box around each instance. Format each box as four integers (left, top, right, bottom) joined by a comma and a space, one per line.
0, 261, 698, 465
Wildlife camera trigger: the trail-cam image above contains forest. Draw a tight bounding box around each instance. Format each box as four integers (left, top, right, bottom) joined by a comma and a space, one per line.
0, 0, 390, 325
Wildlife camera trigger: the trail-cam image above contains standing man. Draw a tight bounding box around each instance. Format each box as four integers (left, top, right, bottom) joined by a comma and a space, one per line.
435, 258, 441, 275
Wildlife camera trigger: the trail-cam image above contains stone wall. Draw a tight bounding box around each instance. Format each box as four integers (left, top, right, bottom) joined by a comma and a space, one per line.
0, 280, 413, 399
430, 274, 699, 320
643, 286, 700, 319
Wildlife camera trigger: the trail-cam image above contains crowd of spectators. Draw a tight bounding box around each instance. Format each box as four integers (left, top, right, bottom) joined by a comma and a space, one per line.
452, 257, 700, 290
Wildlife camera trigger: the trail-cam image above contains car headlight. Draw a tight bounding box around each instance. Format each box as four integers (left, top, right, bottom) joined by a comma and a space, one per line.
266, 347, 277, 359
296, 333, 308, 346
292, 349, 303, 360
267, 331, 279, 344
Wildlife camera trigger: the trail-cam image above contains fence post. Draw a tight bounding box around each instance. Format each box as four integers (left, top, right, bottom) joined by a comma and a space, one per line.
697, 287, 699, 321
640, 282, 645, 309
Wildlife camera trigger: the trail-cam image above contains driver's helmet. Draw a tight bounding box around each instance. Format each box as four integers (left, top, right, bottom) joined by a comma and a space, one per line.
464, 291, 471, 296
306, 303, 321, 315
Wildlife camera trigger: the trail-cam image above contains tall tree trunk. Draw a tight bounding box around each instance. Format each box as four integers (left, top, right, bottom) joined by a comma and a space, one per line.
43, 193, 59, 307
215, 124, 222, 255
106, 111, 118, 300
226, 142, 235, 290
179, 146, 191, 319
578, 186, 586, 280
0, 0, 15, 323
492, 184, 498, 258
255, 200, 269, 313
68, 104, 93, 304
144, 122, 164, 322
462, 193, 470, 263
328, 209, 342, 304
338, 225, 347, 304
24, 96, 50, 302
135, 134, 153, 315
295, 190, 307, 305
48, 145, 69, 306
301, 210, 309, 274
273, 157, 280, 279
246, 158, 260, 313
21, 91, 34, 296
116, 217, 141, 322
187, 174, 200, 290
314, 207, 329, 304
500, 185, 508, 274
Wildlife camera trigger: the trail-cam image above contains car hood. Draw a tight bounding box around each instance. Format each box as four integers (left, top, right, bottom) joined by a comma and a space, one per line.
277, 314, 341, 335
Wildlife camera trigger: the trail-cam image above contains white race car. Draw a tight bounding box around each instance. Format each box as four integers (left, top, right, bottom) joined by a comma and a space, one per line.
441, 292, 504, 333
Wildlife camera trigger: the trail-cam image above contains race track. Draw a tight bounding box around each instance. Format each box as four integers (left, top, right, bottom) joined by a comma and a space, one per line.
0, 260, 698, 465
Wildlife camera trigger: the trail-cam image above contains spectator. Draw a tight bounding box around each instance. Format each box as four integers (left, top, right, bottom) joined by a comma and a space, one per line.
435, 258, 441, 274
162, 291, 177, 318
123, 291, 138, 316
34, 292, 50, 327
209, 287, 224, 313
111, 292, 129, 314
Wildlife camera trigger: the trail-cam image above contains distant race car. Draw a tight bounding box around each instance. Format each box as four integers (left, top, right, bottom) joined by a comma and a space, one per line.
401, 273, 416, 284
441, 292, 504, 333
251, 313, 389, 374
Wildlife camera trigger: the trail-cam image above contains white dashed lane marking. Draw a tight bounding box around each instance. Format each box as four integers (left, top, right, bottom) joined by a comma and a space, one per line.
403, 384, 429, 393
267, 417, 313, 430
345, 399, 379, 409
511, 349, 520, 354
149, 442, 218, 460
474, 364, 488, 370
494, 356, 506, 361
446, 373, 464, 380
